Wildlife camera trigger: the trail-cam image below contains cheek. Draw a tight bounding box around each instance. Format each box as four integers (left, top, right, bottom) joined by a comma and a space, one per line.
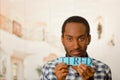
81, 38, 89, 47
63, 41, 73, 51
77, 42, 87, 51
80, 43, 88, 51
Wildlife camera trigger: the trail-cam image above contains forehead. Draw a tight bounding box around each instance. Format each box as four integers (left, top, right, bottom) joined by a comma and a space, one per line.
64, 22, 87, 36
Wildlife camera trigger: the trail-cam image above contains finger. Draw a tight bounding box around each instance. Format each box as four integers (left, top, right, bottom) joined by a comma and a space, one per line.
57, 70, 68, 76
55, 63, 68, 75
58, 66, 68, 71
59, 63, 67, 66
60, 73, 68, 80
55, 70, 68, 78
77, 68, 89, 80
78, 64, 95, 79
62, 72, 68, 77
80, 64, 94, 73
77, 66, 83, 75
56, 63, 68, 70
80, 64, 94, 75
87, 67, 95, 77
88, 67, 95, 73
56, 63, 67, 67
77, 64, 87, 74
72, 66, 77, 70
61, 69, 69, 73
77, 64, 89, 78
79, 64, 87, 70
79, 64, 93, 74
59, 70, 68, 80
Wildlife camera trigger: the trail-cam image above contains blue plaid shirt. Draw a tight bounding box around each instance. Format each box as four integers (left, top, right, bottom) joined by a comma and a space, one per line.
40, 58, 112, 80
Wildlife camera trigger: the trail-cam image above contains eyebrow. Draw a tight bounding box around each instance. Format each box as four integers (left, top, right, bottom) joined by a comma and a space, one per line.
64, 35, 72, 37
64, 34, 86, 38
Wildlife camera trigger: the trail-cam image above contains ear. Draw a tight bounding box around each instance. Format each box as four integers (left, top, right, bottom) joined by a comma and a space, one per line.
86, 35, 91, 45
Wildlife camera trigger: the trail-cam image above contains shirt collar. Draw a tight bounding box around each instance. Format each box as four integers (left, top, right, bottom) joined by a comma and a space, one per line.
65, 52, 89, 57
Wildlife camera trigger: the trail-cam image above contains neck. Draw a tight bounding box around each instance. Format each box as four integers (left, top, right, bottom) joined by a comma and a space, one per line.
66, 53, 88, 57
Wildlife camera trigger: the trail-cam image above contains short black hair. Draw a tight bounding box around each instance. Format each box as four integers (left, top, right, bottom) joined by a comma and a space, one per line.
62, 16, 90, 36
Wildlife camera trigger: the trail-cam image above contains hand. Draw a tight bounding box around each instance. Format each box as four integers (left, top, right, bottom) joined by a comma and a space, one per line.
72, 64, 94, 80
55, 63, 69, 80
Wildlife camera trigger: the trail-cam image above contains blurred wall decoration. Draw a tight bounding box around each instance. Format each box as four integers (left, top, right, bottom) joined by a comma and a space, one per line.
108, 34, 115, 46
96, 16, 103, 40
0, 14, 12, 33
12, 20, 22, 37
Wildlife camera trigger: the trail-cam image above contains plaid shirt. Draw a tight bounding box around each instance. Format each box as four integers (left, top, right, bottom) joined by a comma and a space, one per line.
40, 58, 112, 80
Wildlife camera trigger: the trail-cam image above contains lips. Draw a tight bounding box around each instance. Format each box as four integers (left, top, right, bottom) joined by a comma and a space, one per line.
70, 50, 81, 56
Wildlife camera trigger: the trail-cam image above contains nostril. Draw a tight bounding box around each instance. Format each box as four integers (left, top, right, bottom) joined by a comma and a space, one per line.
73, 41, 79, 49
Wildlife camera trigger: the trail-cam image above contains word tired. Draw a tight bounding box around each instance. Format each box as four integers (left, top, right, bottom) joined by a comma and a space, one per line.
57, 57, 92, 66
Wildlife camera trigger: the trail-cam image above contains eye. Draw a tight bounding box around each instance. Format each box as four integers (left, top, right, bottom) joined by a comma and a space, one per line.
67, 37, 73, 42
78, 37, 85, 42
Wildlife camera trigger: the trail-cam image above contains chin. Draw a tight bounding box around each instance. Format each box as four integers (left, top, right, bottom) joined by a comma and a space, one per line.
71, 54, 83, 57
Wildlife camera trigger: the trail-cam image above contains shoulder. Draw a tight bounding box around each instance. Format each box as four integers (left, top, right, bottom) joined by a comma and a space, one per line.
92, 58, 112, 79
92, 58, 111, 72
41, 59, 58, 76
42, 59, 58, 70
40, 59, 58, 79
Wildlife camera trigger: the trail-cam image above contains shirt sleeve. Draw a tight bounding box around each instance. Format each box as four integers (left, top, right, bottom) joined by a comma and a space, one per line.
40, 65, 49, 80
106, 65, 112, 80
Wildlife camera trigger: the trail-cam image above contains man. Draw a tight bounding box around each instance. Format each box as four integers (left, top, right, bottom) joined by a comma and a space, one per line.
40, 16, 112, 80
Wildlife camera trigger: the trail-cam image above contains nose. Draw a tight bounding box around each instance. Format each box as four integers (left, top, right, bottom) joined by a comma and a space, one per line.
73, 40, 79, 49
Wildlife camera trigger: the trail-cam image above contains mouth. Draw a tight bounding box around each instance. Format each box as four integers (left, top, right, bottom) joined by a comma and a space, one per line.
70, 50, 82, 56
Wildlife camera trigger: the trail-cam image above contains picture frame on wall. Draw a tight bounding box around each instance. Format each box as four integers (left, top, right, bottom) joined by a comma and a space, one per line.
0, 14, 12, 33
12, 20, 22, 37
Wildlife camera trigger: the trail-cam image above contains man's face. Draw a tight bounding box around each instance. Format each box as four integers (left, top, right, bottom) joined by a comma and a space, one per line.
62, 22, 91, 57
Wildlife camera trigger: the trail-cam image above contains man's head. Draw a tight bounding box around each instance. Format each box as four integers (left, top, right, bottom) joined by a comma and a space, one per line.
61, 16, 91, 57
